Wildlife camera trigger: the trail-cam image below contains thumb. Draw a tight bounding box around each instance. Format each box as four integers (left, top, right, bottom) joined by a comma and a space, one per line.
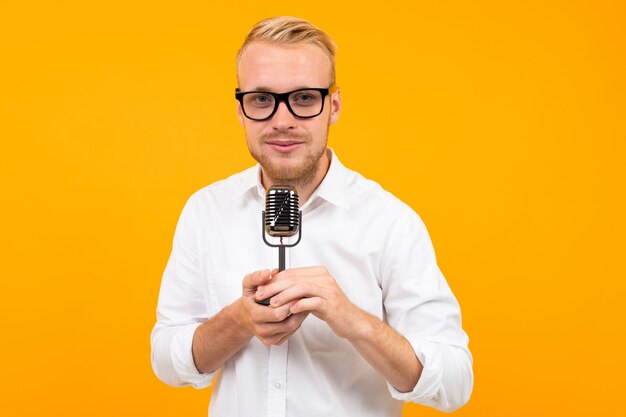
242, 269, 272, 292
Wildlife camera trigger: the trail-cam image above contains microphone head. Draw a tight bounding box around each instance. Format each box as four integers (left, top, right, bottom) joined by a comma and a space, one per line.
265, 185, 300, 237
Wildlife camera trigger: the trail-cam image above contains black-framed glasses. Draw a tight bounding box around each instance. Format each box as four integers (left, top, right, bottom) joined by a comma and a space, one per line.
235, 85, 337, 121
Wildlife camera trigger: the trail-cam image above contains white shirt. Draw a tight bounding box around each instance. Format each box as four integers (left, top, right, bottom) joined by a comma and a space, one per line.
151, 149, 473, 416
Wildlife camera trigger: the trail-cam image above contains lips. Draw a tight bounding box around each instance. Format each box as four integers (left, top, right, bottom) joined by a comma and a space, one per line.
266, 140, 304, 153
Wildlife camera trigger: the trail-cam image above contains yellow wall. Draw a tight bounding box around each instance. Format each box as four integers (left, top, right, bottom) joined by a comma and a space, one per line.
1, 1, 624, 415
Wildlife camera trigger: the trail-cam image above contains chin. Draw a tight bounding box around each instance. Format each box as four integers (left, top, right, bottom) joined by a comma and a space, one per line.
250, 144, 325, 181
266, 162, 302, 179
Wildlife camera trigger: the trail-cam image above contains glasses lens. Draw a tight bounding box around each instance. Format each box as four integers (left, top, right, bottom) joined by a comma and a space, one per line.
243, 93, 276, 120
288, 90, 324, 117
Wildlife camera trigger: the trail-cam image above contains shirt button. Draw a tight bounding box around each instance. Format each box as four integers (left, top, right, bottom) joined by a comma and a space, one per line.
274, 382, 282, 389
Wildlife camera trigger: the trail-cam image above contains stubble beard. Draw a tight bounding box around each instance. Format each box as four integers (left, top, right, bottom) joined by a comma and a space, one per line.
247, 126, 329, 191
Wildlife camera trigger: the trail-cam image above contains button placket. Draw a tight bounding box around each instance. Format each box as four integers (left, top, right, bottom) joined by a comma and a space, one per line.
267, 343, 288, 417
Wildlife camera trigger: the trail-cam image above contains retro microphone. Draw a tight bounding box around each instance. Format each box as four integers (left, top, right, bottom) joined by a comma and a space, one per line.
257, 185, 302, 305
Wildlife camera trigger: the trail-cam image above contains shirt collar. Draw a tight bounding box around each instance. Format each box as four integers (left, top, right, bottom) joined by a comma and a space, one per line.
234, 148, 351, 210
234, 164, 265, 202
308, 148, 350, 209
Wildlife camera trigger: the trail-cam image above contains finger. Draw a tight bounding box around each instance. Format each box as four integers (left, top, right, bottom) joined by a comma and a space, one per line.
290, 297, 325, 315
265, 300, 297, 323
254, 268, 281, 300
287, 311, 310, 328
272, 329, 298, 346
264, 312, 310, 345
256, 276, 299, 301
247, 298, 296, 323
272, 266, 330, 281
242, 269, 272, 291
260, 273, 330, 301
255, 311, 303, 338
270, 282, 333, 308
280, 313, 310, 343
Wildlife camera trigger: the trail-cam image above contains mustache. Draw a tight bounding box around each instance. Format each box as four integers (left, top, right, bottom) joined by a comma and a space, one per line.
261, 132, 309, 141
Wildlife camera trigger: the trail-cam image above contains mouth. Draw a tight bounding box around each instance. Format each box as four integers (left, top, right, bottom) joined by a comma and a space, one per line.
265, 140, 304, 153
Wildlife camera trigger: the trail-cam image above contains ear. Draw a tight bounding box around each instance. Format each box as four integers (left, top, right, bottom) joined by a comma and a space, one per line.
329, 87, 342, 125
236, 100, 245, 127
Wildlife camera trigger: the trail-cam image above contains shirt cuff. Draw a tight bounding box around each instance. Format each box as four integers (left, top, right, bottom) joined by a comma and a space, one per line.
386, 338, 443, 403
170, 322, 215, 389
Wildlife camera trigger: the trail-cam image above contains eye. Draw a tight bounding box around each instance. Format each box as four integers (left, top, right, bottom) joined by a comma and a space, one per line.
247, 93, 274, 107
291, 91, 320, 106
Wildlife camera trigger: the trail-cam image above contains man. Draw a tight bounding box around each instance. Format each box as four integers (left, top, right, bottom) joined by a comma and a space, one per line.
151, 16, 473, 416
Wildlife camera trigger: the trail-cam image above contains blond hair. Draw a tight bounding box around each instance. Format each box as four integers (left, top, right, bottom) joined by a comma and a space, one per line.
236, 16, 338, 84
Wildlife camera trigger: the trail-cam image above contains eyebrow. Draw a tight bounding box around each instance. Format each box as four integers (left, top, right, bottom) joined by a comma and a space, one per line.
246, 86, 320, 92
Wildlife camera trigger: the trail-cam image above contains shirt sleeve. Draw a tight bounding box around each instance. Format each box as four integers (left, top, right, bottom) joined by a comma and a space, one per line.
380, 209, 474, 412
150, 194, 215, 389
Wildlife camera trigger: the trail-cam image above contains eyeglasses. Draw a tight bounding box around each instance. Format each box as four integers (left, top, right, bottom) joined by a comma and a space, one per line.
235, 85, 337, 121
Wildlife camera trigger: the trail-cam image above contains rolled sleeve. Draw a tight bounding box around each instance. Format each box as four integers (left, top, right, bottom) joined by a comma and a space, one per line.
170, 322, 215, 388
386, 339, 442, 402
387, 338, 473, 412
151, 322, 215, 388
151, 194, 216, 389
381, 209, 474, 412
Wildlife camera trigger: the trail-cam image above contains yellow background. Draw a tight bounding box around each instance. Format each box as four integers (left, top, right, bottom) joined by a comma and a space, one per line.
1, 1, 624, 416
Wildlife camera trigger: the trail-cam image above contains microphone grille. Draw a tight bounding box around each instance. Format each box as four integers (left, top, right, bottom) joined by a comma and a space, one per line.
265, 185, 300, 237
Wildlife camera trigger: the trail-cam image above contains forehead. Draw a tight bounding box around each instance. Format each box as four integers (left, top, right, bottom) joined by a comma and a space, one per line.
238, 42, 332, 91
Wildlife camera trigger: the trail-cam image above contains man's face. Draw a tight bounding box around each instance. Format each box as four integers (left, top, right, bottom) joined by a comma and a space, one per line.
236, 42, 341, 184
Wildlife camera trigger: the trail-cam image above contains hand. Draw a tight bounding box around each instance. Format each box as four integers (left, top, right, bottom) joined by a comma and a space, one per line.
236, 269, 310, 346
258, 266, 365, 340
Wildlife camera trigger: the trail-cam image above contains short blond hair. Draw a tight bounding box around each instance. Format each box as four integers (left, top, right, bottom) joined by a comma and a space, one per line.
236, 16, 338, 84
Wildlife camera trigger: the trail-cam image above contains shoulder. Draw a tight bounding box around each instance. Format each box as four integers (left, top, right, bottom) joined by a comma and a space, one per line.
346, 168, 420, 222
186, 166, 256, 205
342, 168, 433, 258
176, 166, 257, 221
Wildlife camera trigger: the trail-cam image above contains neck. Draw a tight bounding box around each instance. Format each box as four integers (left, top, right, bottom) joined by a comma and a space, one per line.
260, 148, 331, 206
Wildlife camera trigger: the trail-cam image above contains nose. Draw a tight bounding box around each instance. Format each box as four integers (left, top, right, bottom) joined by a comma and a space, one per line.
270, 101, 297, 130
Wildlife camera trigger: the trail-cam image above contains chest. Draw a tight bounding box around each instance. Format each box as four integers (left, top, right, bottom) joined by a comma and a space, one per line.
197, 201, 385, 317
